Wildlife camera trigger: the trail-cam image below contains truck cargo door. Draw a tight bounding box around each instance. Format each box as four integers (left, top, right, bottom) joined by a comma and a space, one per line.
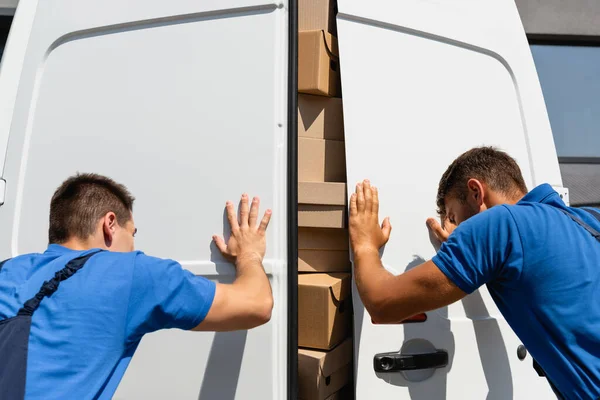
337, 0, 562, 398
0, 1, 295, 398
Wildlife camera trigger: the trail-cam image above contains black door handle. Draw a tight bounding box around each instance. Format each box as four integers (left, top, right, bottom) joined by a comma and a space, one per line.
373, 350, 448, 373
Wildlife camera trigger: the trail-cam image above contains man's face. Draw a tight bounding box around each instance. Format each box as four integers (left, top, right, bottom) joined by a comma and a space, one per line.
111, 215, 136, 252
444, 195, 481, 226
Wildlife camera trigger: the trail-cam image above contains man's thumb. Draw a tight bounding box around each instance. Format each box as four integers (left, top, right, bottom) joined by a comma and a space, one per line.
382, 217, 392, 240
426, 218, 446, 242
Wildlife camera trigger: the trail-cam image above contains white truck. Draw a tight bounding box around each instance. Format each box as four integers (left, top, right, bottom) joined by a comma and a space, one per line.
0, 0, 563, 398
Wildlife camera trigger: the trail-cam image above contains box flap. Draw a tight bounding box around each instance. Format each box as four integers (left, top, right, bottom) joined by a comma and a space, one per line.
322, 30, 339, 58
298, 273, 350, 303
328, 273, 350, 303
315, 338, 353, 378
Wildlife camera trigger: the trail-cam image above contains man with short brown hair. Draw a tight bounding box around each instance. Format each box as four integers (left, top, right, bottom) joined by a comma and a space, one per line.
0, 173, 273, 399
349, 147, 600, 399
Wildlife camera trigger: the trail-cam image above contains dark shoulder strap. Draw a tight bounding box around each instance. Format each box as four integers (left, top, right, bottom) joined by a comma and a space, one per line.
583, 207, 600, 223
17, 250, 102, 316
556, 208, 600, 243
0, 258, 11, 272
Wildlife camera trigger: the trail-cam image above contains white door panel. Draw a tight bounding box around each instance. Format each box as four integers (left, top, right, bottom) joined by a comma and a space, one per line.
0, 1, 289, 399
338, 0, 560, 398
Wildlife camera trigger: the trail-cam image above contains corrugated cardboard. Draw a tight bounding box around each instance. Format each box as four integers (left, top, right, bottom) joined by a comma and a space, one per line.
299, 30, 341, 97
298, 273, 352, 350
298, 94, 344, 141
298, 228, 350, 273
299, 228, 348, 251
299, 182, 346, 206
299, 137, 346, 182
299, 205, 346, 229
299, 0, 337, 35
298, 338, 353, 400
299, 250, 350, 273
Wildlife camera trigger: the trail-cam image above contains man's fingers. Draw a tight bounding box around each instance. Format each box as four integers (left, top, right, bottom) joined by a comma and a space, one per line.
350, 193, 358, 216
226, 201, 240, 232
249, 197, 259, 228
427, 218, 448, 242
239, 194, 249, 227
442, 217, 457, 235
364, 180, 373, 212
258, 209, 272, 234
213, 235, 228, 255
356, 182, 365, 212
382, 217, 392, 241
372, 186, 379, 215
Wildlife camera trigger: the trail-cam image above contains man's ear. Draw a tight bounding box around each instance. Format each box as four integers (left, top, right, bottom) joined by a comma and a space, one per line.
102, 212, 117, 247
466, 178, 485, 207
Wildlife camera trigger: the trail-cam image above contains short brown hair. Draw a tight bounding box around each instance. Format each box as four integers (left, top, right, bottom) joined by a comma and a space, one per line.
49, 173, 135, 244
436, 147, 527, 216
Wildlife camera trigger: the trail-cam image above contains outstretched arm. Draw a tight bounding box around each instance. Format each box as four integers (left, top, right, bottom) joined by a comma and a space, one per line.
194, 194, 273, 331
349, 180, 466, 324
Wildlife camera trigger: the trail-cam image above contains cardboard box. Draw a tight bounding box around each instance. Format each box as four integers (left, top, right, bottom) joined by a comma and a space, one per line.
298, 338, 353, 400
298, 94, 344, 141
298, 228, 350, 273
299, 182, 346, 206
299, 228, 348, 251
299, 0, 337, 35
299, 30, 341, 97
299, 137, 346, 182
298, 273, 352, 350
299, 205, 346, 229
299, 250, 350, 273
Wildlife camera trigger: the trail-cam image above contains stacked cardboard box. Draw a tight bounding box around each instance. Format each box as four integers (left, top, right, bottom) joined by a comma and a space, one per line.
298, 1, 354, 398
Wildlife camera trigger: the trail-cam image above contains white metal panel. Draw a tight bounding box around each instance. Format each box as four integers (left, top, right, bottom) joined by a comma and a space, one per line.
0, 1, 289, 399
338, 0, 559, 398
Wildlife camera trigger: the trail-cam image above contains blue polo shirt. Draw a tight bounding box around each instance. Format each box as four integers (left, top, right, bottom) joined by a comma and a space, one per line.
432, 184, 600, 399
0, 245, 216, 399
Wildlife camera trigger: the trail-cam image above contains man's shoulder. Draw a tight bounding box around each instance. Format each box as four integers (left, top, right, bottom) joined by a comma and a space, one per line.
459, 204, 515, 231
93, 250, 169, 269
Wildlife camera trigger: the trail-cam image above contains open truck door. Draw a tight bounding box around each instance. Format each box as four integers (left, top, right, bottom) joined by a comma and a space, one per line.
337, 0, 563, 398
0, 0, 297, 398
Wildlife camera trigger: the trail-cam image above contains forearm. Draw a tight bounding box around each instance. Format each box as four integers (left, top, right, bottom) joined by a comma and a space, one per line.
353, 247, 394, 320
232, 254, 273, 321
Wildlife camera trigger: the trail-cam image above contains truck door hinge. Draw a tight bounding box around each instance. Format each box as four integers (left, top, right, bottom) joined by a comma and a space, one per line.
552, 186, 570, 207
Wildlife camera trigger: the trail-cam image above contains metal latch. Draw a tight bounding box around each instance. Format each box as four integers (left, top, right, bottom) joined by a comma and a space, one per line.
552, 186, 570, 206
0, 179, 5, 206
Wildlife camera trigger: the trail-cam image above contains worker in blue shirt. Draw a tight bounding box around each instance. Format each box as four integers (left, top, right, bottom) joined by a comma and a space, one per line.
0, 173, 273, 399
349, 147, 600, 399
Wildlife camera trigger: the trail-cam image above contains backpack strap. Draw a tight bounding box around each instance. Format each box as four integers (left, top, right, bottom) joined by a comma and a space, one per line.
17, 250, 102, 317
583, 207, 600, 224
556, 208, 600, 243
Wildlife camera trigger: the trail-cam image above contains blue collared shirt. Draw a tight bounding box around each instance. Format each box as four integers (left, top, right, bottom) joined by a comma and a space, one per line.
0, 245, 216, 399
433, 184, 600, 399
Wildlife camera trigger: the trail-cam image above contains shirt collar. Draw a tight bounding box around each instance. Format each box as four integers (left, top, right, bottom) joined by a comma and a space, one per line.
44, 244, 85, 255
44, 243, 102, 255
518, 183, 565, 207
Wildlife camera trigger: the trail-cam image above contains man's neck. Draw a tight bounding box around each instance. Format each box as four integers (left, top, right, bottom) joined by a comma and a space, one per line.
486, 191, 525, 208
59, 237, 105, 251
